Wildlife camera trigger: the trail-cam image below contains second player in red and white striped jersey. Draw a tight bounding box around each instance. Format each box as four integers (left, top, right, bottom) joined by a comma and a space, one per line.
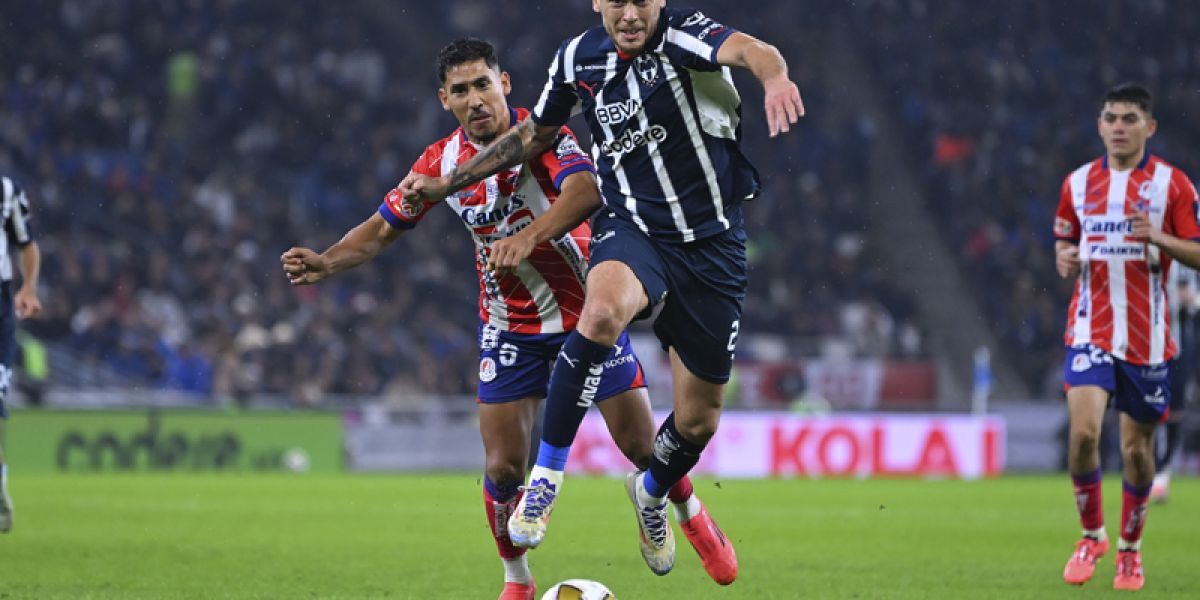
379, 107, 594, 335
1055, 154, 1200, 365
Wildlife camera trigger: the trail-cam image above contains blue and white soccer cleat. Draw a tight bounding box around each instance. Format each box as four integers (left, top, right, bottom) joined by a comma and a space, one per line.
625, 471, 675, 576
507, 476, 559, 548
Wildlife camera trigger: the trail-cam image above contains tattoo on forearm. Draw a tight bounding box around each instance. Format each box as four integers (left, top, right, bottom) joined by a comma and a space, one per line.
447, 127, 530, 192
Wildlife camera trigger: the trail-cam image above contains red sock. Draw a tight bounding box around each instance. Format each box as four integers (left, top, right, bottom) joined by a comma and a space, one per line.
667, 475, 694, 504
483, 485, 526, 560
1071, 469, 1104, 531
1120, 480, 1151, 545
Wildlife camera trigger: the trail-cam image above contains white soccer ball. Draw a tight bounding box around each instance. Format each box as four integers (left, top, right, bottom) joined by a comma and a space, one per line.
281, 448, 311, 473
540, 579, 616, 600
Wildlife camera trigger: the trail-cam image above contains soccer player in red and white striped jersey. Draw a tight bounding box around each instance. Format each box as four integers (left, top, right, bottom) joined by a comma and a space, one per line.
1054, 84, 1200, 591
281, 38, 719, 600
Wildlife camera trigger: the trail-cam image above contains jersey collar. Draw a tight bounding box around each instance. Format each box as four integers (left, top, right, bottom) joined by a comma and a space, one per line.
1101, 151, 1151, 171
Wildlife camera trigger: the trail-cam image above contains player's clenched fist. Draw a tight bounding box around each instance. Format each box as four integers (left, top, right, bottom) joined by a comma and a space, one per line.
487, 232, 537, 276
1056, 245, 1081, 279
280, 247, 329, 285
1129, 211, 1160, 244
399, 172, 450, 205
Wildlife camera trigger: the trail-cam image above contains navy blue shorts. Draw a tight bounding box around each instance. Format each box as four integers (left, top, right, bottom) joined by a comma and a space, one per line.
1063, 344, 1170, 424
0, 285, 14, 419
476, 323, 645, 404
589, 211, 747, 384
1169, 356, 1187, 413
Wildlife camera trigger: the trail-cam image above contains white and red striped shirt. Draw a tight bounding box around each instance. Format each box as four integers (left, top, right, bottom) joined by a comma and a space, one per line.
1055, 154, 1200, 365
379, 107, 594, 335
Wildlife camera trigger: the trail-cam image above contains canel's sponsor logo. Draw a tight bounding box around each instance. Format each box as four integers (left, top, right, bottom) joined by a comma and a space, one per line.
1082, 217, 1133, 234
600, 125, 668, 156
461, 196, 526, 226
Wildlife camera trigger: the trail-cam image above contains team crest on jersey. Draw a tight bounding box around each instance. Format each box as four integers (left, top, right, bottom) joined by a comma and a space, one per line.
1137, 180, 1161, 202
479, 357, 498, 382
634, 54, 659, 86
1054, 217, 1074, 237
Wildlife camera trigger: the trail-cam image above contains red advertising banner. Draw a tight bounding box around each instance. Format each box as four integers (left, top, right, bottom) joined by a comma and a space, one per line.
568, 412, 1004, 479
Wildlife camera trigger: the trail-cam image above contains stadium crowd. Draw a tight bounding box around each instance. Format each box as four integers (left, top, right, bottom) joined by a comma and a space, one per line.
0, 1, 921, 404
851, 0, 1200, 394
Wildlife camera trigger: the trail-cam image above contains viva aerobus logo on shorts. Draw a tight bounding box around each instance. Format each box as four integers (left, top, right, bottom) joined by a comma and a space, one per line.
41, 410, 337, 472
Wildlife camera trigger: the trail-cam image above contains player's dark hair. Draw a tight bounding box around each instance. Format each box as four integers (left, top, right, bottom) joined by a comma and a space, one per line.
436, 38, 500, 83
1103, 83, 1153, 115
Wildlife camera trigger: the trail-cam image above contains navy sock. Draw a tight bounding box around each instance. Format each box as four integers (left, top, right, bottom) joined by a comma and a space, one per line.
483, 474, 519, 504
538, 332, 612, 455
645, 412, 706, 498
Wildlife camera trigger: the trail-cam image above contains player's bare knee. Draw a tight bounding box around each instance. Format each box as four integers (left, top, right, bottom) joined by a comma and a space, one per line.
484, 458, 525, 490
675, 412, 719, 445
577, 303, 627, 345
1070, 429, 1099, 453
1120, 440, 1152, 469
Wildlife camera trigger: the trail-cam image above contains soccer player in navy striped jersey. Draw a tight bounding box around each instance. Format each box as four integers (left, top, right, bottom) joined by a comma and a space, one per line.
402, 1, 803, 583
0, 175, 44, 534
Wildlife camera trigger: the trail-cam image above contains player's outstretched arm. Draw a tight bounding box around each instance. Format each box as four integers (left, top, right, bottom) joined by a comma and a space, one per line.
716, 32, 805, 137
399, 118, 562, 203
281, 212, 403, 285
487, 170, 603, 274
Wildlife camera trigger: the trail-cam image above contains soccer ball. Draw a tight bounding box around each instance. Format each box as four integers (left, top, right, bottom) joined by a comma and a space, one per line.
540, 579, 616, 600
281, 448, 311, 473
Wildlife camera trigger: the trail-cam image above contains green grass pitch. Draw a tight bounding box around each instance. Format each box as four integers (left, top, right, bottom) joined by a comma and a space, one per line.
1, 474, 1197, 598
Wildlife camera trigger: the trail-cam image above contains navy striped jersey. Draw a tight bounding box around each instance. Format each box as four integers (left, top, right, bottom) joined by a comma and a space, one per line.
532, 7, 761, 243
0, 176, 34, 282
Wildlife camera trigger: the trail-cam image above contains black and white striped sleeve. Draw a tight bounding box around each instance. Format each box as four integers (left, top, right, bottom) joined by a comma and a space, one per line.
2, 177, 33, 246
532, 38, 583, 128
664, 9, 738, 71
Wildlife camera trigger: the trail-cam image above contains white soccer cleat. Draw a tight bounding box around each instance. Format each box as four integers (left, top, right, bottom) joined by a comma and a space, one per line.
0, 486, 13, 533
625, 471, 675, 576
1150, 472, 1170, 504
507, 476, 559, 549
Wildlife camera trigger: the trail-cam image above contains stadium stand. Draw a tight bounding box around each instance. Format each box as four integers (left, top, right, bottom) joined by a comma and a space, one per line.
0, 1, 923, 403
